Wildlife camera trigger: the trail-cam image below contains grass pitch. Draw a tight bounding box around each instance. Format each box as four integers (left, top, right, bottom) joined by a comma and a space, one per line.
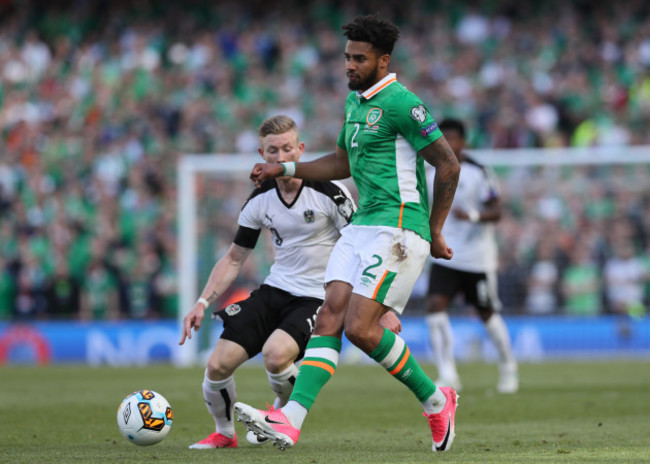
1, 360, 649, 463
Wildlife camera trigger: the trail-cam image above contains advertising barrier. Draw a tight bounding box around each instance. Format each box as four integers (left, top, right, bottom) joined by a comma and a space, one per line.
0, 316, 649, 366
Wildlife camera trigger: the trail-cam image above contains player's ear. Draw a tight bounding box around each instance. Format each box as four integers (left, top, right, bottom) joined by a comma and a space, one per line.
297, 141, 305, 158
379, 53, 390, 71
258, 147, 264, 158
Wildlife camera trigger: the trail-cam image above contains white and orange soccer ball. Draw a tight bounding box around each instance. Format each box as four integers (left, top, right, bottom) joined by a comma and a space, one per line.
117, 390, 173, 446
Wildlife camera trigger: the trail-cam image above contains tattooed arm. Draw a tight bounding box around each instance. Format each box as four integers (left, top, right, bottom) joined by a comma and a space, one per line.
179, 243, 252, 344
418, 137, 460, 259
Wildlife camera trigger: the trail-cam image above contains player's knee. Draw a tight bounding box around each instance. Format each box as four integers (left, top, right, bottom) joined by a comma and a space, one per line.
205, 357, 235, 380
319, 300, 343, 320
427, 296, 448, 313
262, 345, 294, 373
313, 302, 345, 336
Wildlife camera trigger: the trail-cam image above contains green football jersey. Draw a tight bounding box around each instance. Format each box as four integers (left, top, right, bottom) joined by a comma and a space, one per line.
337, 73, 442, 241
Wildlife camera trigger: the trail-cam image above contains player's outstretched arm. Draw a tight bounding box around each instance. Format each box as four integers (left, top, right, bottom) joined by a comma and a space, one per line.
250, 149, 351, 187
178, 243, 252, 345
418, 137, 460, 259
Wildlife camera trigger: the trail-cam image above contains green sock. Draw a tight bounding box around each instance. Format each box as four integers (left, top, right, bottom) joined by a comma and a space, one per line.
289, 336, 342, 410
369, 328, 436, 402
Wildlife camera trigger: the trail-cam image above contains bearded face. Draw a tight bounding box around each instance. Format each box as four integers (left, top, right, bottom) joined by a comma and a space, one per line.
344, 40, 384, 92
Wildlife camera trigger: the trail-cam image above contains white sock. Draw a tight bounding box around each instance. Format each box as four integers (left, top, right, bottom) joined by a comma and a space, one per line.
281, 400, 308, 429
485, 313, 516, 367
267, 364, 299, 409
423, 387, 447, 414
202, 370, 236, 438
426, 313, 460, 381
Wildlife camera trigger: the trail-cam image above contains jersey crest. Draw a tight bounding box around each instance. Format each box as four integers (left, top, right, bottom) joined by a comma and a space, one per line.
366, 108, 383, 125
225, 304, 241, 316
303, 210, 315, 223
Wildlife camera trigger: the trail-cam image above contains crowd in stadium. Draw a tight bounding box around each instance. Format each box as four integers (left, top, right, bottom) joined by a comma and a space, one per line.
1, 0, 649, 320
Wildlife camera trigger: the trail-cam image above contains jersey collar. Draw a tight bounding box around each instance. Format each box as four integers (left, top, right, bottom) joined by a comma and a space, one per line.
358, 73, 397, 100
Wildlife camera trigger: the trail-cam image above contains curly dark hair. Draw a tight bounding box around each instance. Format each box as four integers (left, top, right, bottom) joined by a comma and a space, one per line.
341, 14, 400, 56
439, 118, 466, 139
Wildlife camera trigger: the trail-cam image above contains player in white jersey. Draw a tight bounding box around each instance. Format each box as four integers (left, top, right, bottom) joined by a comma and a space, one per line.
178, 115, 356, 449
425, 119, 519, 394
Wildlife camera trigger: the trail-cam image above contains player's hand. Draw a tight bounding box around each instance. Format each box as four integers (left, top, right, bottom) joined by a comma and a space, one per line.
430, 232, 453, 260
250, 163, 285, 187
178, 303, 206, 345
453, 208, 478, 222
379, 311, 402, 334
452, 209, 469, 220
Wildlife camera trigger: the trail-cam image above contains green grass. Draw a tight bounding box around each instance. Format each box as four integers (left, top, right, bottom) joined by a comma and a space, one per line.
2, 361, 650, 463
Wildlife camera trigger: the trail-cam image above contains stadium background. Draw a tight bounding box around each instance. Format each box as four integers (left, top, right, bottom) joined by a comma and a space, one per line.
1, 0, 650, 364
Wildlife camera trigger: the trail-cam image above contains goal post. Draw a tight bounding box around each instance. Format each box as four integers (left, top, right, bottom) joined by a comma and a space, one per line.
176, 146, 650, 366
176, 155, 263, 366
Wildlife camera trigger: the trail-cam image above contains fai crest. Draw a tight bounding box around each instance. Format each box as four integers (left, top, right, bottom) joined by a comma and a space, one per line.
410, 104, 427, 123
304, 210, 315, 223
366, 108, 383, 125
225, 304, 241, 316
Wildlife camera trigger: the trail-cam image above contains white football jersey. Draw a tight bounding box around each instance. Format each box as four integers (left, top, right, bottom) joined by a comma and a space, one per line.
427, 155, 499, 272
237, 179, 355, 299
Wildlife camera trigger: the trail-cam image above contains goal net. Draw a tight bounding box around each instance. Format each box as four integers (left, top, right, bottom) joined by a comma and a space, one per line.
176, 146, 650, 365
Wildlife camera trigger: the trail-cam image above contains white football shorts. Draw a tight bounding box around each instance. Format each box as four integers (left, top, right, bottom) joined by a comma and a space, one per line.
324, 225, 430, 314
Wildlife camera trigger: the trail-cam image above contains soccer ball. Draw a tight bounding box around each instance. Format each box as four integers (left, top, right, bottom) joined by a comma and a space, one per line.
117, 390, 173, 446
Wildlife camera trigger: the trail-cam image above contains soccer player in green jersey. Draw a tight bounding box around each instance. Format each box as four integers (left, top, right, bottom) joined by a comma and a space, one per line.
235, 14, 461, 453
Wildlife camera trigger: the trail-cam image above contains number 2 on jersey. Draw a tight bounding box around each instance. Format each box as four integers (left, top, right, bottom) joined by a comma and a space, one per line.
350, 123, 360, 148
362, 254, 383, 279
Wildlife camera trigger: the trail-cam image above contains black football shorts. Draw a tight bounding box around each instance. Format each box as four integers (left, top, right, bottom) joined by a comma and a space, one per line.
215, 284, 322, 360
428, 264, 500, 312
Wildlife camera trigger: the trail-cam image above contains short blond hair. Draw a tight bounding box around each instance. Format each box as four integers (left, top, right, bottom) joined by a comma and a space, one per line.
258, 115, 299, 140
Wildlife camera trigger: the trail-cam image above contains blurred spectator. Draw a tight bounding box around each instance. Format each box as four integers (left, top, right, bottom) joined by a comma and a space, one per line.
562, 244, 602, 316
80, 257, 119, 321
14, 248, 48, 319
525, 239, 560, 315
0, 255, 16, 318
44, 256, 80, 318
496, 240, 527, 314
604, 240, 647, 318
